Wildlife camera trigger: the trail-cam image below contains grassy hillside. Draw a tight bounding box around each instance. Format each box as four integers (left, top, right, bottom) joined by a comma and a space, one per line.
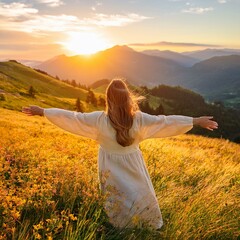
1, 61, 239, 143
0, 61, 89, 111
1, 108, 239, 239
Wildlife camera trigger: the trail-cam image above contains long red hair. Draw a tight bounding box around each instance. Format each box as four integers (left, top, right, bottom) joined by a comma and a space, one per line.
106, 79, 138, 147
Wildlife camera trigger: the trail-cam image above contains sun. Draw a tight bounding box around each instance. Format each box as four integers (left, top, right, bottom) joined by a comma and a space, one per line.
62, 32, 111, 55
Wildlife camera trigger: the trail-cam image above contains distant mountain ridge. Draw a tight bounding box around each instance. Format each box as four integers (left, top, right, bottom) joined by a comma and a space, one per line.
37, 45, 183, 87
141, 49, 199, 67
182, 48, 240, 61
142, 48, 240, 66
36, 46, 240, 109
177, 55, 240, 108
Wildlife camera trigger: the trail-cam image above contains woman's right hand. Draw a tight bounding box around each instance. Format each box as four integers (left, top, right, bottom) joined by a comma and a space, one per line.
22, 105, 44, 116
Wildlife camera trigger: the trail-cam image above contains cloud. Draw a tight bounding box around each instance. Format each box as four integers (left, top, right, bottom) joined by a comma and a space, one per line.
0, 11, 150, 34
182, 7, 214, 14
0, 2, 38, 17
24, 15, 84, 32
218, 0, 227, 3
37, 0, 64, 7
85, 13, 151, 27
0, 2, 150, 35
0, 14, 91, 33
128, 41, 222, 47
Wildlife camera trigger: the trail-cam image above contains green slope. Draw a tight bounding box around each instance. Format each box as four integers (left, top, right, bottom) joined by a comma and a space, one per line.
1, 61, 239, 143
0, 61, 88, 111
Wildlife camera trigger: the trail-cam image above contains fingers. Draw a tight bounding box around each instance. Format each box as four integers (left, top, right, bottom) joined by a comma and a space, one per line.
206, 117, 218, 131
210, 121, 218, 128
199, 116, 218, 131
22, 106, 33, 116
206, 121, 218, 131
213, 122, 218, 128
22, 111, 33, 116
22, 107, 29, 113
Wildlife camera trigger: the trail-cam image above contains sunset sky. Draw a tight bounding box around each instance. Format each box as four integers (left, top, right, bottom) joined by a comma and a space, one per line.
0, 0, 240, 60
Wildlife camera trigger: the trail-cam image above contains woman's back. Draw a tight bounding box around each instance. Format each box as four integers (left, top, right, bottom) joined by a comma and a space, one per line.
98, 111, 141, 153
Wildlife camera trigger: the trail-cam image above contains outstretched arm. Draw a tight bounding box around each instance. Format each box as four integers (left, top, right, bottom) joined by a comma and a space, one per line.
193, 116, 218, 131
22, 105, 103, 140
139, 112, 218, 140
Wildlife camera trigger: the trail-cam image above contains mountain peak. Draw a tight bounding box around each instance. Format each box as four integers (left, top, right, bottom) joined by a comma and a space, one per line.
107, 45, 135, 52
42, 54, 67, 63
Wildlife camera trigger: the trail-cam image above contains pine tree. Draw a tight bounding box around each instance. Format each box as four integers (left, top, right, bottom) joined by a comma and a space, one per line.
71, 79, 77, 87
155, 103, 164, 115
0, 93, 6, 101
28, 86, 36, 97
76, 97, 83, 112
86, 90, 97, 107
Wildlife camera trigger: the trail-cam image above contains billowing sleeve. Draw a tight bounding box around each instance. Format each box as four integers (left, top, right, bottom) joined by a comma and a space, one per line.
139, 111, 193, 140
44, 108, 104, 140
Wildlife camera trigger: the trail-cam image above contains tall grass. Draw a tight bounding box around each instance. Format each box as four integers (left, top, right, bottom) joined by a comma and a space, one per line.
0, 108, 239, 239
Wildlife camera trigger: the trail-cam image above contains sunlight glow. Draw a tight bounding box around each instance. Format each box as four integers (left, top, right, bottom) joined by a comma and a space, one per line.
62, 32, 111, 55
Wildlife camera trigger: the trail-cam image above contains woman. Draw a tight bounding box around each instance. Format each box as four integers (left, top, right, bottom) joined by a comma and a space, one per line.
22, 79, 218, 229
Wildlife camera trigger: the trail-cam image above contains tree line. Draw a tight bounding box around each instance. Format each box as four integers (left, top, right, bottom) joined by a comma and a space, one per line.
75, 90, 105, 112
136, 85, 240, 143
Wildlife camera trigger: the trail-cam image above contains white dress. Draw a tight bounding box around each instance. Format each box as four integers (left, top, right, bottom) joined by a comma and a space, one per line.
44, 109, 193, 229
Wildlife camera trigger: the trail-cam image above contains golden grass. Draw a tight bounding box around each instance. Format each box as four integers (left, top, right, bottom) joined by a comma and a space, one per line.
0, 108, 239, 239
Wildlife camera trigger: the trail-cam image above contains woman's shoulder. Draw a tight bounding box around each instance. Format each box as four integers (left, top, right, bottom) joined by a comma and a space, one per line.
133, 110, 144, 124
134, 110, 142, 117
82, 110, 105, 117
133, 111, 162, 126
77, 111, 105, 123
93, 110, 107, 121
134, 110, 148, 119
134, 111, 161, 120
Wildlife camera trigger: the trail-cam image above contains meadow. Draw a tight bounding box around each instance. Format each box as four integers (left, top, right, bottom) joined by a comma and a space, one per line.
0, 108, 239, 239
